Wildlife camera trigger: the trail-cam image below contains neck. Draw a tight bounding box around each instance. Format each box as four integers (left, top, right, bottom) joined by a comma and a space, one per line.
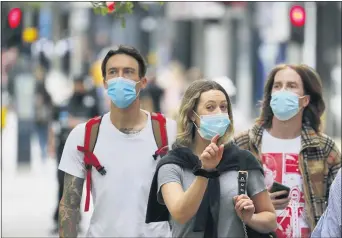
110, 100, 144, 130
268, 114, 303, 139
192, 133, 210, 157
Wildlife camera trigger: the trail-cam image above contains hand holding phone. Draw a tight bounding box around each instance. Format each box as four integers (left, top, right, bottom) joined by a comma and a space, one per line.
270, 182, 290, 199
269, 182, 291, 210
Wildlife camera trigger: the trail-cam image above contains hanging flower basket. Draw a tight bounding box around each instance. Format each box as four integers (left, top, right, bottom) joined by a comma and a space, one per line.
91, 2, 164, 28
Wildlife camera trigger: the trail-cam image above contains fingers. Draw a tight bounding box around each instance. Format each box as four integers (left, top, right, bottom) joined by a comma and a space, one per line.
201, 135, 224, 169
269, 190, 289, 199
235, 198, 253, 211
211, 134, 220, 144
204, 143, 219, 157
205, 144, 219, 156
201, 151, 211, 160
272, 197, 291, 206
233, 195, 250, 204
243, 205, 254, 210
234, 194, 249, 201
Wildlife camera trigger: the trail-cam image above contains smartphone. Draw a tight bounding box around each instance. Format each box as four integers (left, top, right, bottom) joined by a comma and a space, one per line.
270, 182, 290, 199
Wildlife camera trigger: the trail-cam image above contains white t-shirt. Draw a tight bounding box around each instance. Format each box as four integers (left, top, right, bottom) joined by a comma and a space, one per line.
58, 111, 177, 237
261, 130, 310, 238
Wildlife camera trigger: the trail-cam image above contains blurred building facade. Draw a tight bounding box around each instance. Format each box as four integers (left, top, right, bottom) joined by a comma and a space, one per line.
1, 1, 341, 137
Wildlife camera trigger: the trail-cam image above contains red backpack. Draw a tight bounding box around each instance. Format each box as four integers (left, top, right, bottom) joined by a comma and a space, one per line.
76, 112, 169, 212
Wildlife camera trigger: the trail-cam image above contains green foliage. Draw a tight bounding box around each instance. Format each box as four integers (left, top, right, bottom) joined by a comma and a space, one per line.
91, 1, 164, 28
25, 2, 43, 8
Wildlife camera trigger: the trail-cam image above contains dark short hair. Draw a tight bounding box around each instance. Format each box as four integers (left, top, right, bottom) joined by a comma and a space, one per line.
74, 74, 87, 83
258, 64, 325, 133
101, 45, 147, 79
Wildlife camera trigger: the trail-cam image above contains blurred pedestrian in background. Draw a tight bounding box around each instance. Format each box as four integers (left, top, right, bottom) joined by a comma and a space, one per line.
140, 72, 165, 113
158, 61, 187, 119
33, 65, 53, 161
234, 64, 341, 238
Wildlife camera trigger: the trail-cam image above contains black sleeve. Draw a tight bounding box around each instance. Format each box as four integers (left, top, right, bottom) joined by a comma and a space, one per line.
90, 89, 101, 117
52, 106, 60, 122
239, 149, 264, 175
66, 98, 76, 116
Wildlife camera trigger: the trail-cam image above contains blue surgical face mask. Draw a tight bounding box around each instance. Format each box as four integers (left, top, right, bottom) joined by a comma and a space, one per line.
107, 77, 140, 109
270, 90, 305, 121
193, 111, 231, 141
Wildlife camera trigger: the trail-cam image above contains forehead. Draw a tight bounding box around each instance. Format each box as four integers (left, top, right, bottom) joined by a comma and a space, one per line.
106, 53, 139, 70
274, 67, 302, 85
199, 89, 227, 103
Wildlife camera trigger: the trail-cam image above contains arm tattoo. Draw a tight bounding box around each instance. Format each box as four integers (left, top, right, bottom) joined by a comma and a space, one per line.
59, 173, 84, 238
119, 128, 141, 134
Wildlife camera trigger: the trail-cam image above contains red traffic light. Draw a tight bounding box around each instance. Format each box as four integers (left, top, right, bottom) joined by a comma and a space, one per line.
289, 5, 306, 27
8, 8, 22, 29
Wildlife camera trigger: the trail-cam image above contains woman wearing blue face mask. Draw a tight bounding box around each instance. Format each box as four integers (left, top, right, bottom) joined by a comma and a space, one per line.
146, 80, 277, 238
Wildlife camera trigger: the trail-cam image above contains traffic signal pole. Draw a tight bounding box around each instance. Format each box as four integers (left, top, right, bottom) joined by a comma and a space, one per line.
302, 2, 316, 69
16, 5, 35, 168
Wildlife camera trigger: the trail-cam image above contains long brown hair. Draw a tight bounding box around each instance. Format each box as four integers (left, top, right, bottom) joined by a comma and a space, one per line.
257, 64, 325, 133
176, 80, 234, 147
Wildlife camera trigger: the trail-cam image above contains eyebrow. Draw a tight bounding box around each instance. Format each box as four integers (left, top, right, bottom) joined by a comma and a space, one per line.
274, 81, 298, 85
206, 100, 227, 104
107, 67, 136, 72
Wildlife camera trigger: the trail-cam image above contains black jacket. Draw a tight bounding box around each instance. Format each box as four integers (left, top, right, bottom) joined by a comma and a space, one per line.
146, 142, 263, 238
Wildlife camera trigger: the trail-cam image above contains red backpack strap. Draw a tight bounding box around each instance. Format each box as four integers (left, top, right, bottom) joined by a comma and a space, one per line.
151, 112, 169, 160
76, 116, 106, 212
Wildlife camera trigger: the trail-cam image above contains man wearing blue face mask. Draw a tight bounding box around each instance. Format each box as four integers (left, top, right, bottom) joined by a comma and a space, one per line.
234, 64, 341, 238
57, 45, 177, 237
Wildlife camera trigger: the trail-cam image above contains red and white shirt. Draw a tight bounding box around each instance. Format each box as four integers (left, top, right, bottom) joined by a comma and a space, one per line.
261, 130, 310, 238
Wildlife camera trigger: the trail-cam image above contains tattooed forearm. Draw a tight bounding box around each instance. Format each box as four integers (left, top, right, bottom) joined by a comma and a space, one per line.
59, 173, 84, 238
119, 128, 141, 134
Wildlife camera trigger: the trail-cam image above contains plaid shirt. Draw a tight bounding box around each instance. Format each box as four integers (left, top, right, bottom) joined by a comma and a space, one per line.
311, 168, 341, 237
233, 122, 341, 231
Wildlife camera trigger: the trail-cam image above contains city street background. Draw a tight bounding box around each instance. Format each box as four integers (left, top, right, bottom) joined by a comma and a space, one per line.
1, 1, 341, 237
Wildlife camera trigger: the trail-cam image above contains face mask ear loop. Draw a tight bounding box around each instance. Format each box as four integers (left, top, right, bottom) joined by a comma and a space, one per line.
192, 110, 200, 118
192, 110, 201, 128
135, 81, 141, 98
193, 121, 199, 130
298, 95, 307, 112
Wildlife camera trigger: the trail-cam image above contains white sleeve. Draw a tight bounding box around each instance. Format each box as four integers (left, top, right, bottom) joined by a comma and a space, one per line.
58, 123, 87, 179
165, 118, 177, 148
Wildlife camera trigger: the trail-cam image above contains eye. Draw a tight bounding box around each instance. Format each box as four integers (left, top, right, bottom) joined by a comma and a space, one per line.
206, 105, 214, 110
108, 69, 117, 75
220, 105, 228, 111
124, 68, 135, 75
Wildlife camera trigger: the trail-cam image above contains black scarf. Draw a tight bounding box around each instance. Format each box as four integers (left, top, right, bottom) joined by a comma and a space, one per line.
145, 143, 263, 238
